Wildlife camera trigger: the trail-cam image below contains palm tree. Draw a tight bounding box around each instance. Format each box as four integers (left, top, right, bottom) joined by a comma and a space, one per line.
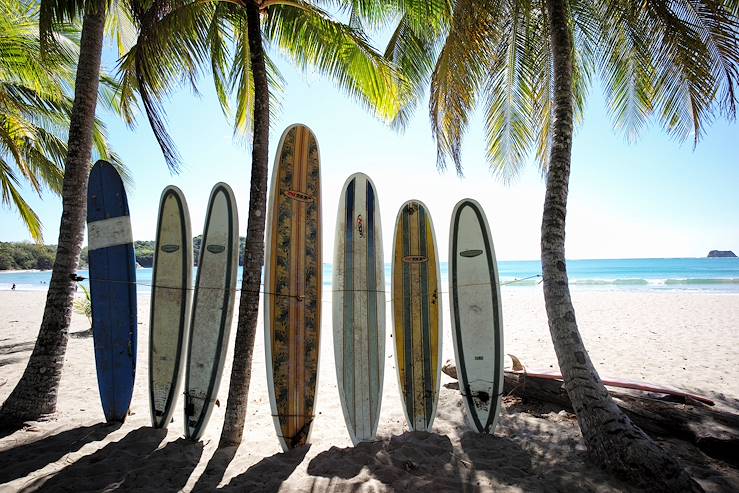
0, 0, 123, 242
124, 0, 403, 447
0, 0, 112, 429
0, 0, 153, 429
375, 0, 739, 490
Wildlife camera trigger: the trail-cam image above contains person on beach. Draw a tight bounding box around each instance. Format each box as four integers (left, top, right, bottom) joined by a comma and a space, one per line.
11, 283, 15, 290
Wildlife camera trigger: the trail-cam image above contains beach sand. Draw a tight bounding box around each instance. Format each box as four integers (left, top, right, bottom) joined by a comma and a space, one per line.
1, 289, 738, 492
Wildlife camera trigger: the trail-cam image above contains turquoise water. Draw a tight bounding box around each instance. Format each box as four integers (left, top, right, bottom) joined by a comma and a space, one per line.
2, 257, 739, 293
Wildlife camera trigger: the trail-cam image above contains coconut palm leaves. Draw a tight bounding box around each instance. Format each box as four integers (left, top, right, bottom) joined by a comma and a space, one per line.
120, 0, 407, 169
379, 0, 739, 178
0, 0, 124, 241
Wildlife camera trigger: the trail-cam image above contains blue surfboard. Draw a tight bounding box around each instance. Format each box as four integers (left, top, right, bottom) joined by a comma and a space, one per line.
87, 160, 137, 423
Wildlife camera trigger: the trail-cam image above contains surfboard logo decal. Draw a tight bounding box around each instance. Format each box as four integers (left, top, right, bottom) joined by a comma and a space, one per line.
402, 255, 427, 263
161, 244, 179, 253
460, 249, 483, 258
283, 190, 314, 203
207, 244, 225, 254
356, 214, 364, 238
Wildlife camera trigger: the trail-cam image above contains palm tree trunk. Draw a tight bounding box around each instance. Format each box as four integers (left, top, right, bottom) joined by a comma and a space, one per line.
542, 0, 701, 490
219, 0, 270, 447
0, 0, 107, 430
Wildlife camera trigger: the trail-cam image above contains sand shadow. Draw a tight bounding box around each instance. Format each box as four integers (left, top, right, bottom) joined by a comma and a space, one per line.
457, 431, 535, 490
0, 341, 35, 356
21, 426, 169, 492
190, 446, 238, 492
479, 416, 632, 491
308, 432, 465, 491
0, 422, 120, 484
0, 356, 23, 368
117, 437, 204, 491
219, 446, 309, 492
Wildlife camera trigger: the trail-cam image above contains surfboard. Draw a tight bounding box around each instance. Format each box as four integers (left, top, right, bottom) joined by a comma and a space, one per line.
86, 160, 137, 423
391, 200, 442, 432
332, 173, 385, 444
265, 124, 322, 451
506, 362, 715, 406
449, 199, 504, 434
184, 183, 239, 441
149, 186, 192, 429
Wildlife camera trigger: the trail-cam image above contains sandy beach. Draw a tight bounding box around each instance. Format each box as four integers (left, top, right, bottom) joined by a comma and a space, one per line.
1, 288, 738, 492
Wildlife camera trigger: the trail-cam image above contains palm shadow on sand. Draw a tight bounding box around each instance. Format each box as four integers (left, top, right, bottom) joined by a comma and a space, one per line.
0, 422, 120, 483
308, 431, 466, 492
219, 445, 309, 492
459, 419, 630, 492
305, 428, 630, 492
20, 426, 203, 492
191, 444, 308, 493
190, 446, 238, 492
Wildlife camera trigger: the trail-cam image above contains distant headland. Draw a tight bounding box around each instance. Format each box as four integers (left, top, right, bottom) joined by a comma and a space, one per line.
708, 250, 737, 258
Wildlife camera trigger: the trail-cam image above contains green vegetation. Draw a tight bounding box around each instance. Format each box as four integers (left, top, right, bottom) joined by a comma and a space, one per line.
72, 284, 92, 327
0, 238, 247, 270
133, 241, 155, 267
0, 242, 57, 270
0, 0, 126, 242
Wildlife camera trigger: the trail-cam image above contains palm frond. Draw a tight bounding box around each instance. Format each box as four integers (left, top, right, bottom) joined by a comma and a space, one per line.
120, 0, 217, 170
383, 12, 443, 129
483, 2, 537, 181
0, 0, 125, 241
264, 0, 405, 122
429, 0, 501, 173
0, 157, 42, 241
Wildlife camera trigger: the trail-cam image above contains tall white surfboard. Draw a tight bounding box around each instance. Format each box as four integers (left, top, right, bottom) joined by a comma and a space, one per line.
332, 172, 385, 444
449, 199, 504, 434
184, 183, 239, 441
149, 186, 192, 429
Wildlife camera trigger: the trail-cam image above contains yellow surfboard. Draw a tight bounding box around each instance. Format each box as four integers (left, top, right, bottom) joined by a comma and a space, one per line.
264, 124, 322, 451
391, 200, 442, 431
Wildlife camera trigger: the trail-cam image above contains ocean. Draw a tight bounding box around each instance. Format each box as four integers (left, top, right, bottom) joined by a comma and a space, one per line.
2, 257, 738, 294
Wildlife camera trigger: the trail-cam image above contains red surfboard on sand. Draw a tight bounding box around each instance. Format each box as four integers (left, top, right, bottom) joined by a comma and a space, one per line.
507, 355, 714, 406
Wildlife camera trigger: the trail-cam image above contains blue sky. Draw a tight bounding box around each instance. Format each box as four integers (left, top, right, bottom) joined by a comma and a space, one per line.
1, 35, 738, 261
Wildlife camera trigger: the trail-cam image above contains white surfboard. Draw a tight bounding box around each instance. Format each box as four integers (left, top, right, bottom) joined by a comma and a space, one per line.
332, 172, 385, 444
184, 183, 239, 441
149, 186, 192, 429
449, 199, 504, 434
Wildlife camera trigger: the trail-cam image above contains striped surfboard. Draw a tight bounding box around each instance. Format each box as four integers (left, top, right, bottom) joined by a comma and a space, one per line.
332, 173, 385, 444
265, 124, 322, 451
391, 200, 442, 432
149, 186, 192, 429
449, 199, 504, 434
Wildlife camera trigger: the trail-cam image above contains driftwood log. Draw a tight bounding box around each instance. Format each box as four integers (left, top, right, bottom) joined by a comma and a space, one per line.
443, 359, 739, 466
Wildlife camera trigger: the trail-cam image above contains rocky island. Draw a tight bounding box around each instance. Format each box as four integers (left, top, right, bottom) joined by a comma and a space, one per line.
708, 250, 737, 258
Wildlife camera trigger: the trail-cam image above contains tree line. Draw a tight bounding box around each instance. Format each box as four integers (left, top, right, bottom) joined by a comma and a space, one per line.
0, 237, 248, 270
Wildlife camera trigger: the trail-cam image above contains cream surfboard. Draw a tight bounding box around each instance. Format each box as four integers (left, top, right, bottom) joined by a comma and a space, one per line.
184, 183, 239, 440
449, 199, 504, 434
333, 173, 385, 444
265, 124, 322, 451
391, 200, 442, 432
149, 186, 192, 429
